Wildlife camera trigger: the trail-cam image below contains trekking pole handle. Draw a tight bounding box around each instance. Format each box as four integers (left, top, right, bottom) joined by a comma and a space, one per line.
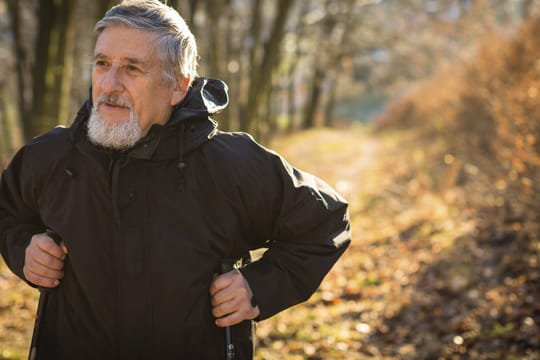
220, 260, 236, 360
29, 230, 63, 360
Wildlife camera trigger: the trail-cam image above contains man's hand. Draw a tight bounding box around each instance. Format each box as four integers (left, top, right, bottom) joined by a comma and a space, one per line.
23, 232, 68, 288
210, 269, 260, 327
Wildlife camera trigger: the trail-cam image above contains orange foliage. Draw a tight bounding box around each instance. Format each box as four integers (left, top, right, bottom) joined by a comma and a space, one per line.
375, 15, 540, 218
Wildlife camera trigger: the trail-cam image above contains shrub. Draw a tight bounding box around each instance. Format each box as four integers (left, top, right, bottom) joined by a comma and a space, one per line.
375, 15, 540, 223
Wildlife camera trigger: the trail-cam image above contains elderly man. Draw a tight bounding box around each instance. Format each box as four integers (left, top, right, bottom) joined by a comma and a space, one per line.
0, 1, 350, 359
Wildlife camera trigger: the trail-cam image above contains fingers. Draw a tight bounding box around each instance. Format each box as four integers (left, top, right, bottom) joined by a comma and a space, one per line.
60, 241, 69, 255
209, 270, 234, 296
39, 235, 67, 259
23, 233, 68, 288
210, 270, 260, 327
24, 269, 63, 288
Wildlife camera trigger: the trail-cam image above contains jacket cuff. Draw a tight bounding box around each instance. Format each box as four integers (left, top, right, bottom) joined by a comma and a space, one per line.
239, 263, 270, 321
239, 257, 295, 321
4, 223, 45, 285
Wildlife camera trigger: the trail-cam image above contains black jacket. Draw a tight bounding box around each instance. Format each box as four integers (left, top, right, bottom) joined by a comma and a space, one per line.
0, 78, 350, 359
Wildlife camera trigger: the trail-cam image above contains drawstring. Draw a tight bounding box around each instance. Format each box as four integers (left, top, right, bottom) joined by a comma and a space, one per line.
177, 123, 187, 192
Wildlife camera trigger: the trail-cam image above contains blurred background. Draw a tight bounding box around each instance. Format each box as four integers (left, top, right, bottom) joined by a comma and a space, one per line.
1, 0, 538, 154
1, 0, 539, 359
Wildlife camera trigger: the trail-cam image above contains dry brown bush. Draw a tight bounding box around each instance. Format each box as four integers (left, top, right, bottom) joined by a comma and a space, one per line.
375, 15, 540, 226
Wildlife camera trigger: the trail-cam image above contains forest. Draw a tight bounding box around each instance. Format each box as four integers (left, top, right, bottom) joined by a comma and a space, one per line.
2, 0, 537, 160
1, 0, 540, 359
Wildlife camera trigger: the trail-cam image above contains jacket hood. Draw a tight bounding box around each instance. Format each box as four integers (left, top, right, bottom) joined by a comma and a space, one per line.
168, 77, 229, 127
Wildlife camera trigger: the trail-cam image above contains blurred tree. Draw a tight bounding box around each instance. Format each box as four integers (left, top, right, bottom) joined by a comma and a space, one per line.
240, 0, 295, 135
96, 0, 116, 20
300, 0, 361, 128
6, 0, 31, 138
522, 0, 534, 17
7, 0, 77, 139
2, 0, 537, 149
165, 0, 179, 9
203, 0, 234, 129
0, 96, 9, 164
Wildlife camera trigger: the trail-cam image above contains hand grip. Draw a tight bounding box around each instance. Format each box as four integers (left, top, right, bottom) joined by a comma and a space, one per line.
46, 229, 62, 246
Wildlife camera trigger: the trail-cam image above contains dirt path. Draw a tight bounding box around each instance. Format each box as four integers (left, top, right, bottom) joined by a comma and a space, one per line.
258, 126, 539, 359
269, 125, 381, 198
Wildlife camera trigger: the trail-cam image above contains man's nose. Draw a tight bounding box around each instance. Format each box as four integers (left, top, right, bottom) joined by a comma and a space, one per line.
100, 67, 123, 94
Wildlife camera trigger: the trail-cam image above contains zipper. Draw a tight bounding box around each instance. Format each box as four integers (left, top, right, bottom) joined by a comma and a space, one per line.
106, 150, 127, 357
107, 151, 127, 225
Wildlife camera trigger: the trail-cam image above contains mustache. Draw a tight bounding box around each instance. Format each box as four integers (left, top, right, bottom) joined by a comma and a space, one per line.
95, 94, 133, 109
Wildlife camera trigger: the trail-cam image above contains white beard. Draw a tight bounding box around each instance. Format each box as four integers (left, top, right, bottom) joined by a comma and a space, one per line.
87, 95, 142, 150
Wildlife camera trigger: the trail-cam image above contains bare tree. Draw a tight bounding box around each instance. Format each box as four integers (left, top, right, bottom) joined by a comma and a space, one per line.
6, 0, 32, 138
240, 0, 295, 134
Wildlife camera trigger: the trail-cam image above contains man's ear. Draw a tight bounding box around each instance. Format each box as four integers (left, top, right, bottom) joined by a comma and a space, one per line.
170, 76, 191, 106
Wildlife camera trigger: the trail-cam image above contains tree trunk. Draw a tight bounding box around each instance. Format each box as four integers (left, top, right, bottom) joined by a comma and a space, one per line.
241, 0, 294, 133
54, 0, 77, 126
30, 0, 56, 138
521, 0, 533, 19
31, 0, 78, 137
188, 0, 199, 31
96, 0, 115, 20
205, 0, 224, 78
0, 88, 24, 165
239, 0, 263, 130
286, 46, 302, 133
219, 0, 234, 131
302, 66, 324, 129
7, 0, 31, 139
266, 80, 279, 138
0, 92, 8, 165
286, 1, 310, 133
166, 0, 179, 10
287, 74, 296, 133
324, 74, 337, 127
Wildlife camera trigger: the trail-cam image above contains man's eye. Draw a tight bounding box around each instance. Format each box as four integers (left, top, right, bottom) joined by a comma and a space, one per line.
95, 60, 109, 67
127, 65, 141, 72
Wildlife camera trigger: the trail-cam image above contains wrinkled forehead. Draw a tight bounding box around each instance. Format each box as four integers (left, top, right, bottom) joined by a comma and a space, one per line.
93, 25, 162, 64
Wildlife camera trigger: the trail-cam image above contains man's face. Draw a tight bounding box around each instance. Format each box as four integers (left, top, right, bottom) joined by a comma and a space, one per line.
90, 25, 186, 148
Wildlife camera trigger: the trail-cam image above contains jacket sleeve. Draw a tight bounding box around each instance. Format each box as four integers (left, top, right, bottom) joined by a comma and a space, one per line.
0, 147, 46, 282
236, 138, 351, 321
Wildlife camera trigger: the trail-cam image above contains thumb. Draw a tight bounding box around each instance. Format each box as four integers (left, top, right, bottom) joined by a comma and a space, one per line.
60, 241, 69, 256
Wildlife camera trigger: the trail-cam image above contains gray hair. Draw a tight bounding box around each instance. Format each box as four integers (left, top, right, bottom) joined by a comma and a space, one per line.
95, 0, 198, 87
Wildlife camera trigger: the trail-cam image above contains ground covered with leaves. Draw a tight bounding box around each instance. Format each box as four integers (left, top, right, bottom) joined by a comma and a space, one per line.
255, 126, 539, 359
0, 126, 539, 359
